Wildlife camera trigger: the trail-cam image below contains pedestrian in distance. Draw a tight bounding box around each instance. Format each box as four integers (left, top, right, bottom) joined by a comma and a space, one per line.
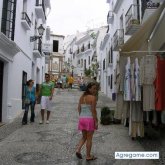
57, 75, 62, 89
39, 73, 54, 124
68, 74, 74, 90
62, 75, 67, 89
76, 82, 98, 161
22, 79, 36, 125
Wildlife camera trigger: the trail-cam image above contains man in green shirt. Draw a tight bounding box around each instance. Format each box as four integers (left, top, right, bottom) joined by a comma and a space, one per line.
39, 74, 54, 124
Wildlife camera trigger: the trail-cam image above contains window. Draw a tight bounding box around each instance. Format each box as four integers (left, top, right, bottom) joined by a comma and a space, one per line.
77, 47, 79, 54
73, 53, 75, 59
110, 74, 113, 89
88, 42, 90, 49
84, 59, 86, 70
103, 59, 105, 70
88, 56, 90, 65
53, 40, 59, 52
110, 46, 113, 63
108, 50, 111, 63
81, 44, 84, 52
1, 0, 17, 40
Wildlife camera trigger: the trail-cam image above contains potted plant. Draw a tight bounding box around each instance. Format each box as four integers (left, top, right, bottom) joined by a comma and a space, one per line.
100, 106, 114, 125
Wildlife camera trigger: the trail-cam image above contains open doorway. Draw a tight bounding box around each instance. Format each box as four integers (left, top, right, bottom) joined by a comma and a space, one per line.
0, 61, 4, 122
22, 71, 27, 109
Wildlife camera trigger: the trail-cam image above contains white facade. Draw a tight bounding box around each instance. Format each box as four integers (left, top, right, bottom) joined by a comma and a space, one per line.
0, 0, 51, 123
63, 27, 108, 82
105, 0, 163, 100
63, 30, 97, 77
63, 35, 76, 73
75, 30, 97, 77
43, 33, 65, 76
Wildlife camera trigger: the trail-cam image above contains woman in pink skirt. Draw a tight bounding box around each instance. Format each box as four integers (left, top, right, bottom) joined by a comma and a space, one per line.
76, 82, 98, 161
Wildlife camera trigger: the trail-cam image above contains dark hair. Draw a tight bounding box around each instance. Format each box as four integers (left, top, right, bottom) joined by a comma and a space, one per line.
83, 82, 96, 96
45, 73, 50, 77
26, 79, 33, 86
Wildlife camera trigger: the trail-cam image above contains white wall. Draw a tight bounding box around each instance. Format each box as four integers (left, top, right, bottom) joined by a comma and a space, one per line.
0, 0, 50, 122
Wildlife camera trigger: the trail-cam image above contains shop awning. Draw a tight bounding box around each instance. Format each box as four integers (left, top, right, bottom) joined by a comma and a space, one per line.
150, 8, 165, 51
120, 2, 165, 54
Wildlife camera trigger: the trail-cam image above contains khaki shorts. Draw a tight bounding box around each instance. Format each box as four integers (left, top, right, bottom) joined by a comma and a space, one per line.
41, 96, 52, 111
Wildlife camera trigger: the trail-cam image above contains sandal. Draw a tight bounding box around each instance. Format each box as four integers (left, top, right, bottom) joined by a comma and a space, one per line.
86, 155, 97, 161
76, 152, 83, 159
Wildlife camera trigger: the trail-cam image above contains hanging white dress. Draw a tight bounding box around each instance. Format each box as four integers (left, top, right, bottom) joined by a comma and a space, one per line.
124, 57, 131, 101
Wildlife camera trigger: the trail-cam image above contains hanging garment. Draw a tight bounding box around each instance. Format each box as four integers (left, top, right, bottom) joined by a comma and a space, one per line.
114, 92, 129, 120
124, 57, 131, 101
130, 102, 144, 138
142, 55, 156, 85
140, 56, 156, 111
155, 56, 165, 111
119, 56, 127, 92
143, 85, 155, 111
131, 58, 141, 101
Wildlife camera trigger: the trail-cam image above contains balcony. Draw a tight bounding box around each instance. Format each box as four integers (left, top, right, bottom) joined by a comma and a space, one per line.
107, 11, 114, 24
112, 29, 124, 51
33, 38, 42, 58
125, 4, 141, 35
35, 0, 46, 23
21, 12, 31, 30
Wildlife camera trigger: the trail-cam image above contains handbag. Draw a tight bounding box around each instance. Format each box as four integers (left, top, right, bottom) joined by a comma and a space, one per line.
25, 98, 30, 104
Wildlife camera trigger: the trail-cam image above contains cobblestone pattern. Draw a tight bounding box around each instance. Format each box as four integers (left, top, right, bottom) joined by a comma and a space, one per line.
0, 89, 162, 164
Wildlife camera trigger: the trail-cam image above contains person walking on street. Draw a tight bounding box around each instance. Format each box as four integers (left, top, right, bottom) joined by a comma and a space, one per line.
39, 74, 54, 124
62, 75, 67, 89
57, 75, 62, 89
22, 79, 36, 125
76, 82, 98, 161
68, 74, 74, 89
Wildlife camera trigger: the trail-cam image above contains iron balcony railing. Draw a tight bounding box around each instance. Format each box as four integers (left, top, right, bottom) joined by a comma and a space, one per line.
36, 0, 46, 20
125, 4, 140, 28
22, 12, 31, 27
113, 29, 124, 50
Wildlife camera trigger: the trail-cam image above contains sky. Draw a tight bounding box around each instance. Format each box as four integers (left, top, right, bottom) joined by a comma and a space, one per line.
46, 0, 109, 36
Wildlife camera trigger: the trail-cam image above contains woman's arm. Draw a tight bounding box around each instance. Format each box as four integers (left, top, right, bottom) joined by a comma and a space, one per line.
78, 97, 82, 115
91, 96, 98, 121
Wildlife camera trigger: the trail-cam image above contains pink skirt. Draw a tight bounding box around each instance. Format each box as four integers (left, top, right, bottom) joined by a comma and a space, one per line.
78, 117, 96, 131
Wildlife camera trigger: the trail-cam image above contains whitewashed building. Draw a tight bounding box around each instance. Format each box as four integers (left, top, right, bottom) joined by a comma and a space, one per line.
45, 33, 65, 77
105, 0, 163, 100
0, 0, 51, 123
63, 27, 108, 85
63, 35, 76, 74
99, 33, 112, 96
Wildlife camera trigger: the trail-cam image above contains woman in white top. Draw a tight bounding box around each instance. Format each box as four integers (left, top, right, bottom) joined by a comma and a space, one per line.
76, 82, 98, 161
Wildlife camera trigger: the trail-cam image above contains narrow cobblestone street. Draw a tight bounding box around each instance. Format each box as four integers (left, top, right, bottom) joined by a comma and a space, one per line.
0, 89, 161, 165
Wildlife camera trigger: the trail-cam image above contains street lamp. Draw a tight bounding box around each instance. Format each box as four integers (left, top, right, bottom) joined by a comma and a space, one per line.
71, 65, 74, 77
30, 24, 45, 42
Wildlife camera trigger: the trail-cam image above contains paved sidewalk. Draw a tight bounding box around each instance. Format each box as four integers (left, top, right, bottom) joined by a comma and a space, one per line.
0, 89, 160, 164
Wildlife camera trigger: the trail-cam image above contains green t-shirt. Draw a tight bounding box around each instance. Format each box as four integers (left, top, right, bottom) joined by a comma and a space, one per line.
41, 82, 54, 96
